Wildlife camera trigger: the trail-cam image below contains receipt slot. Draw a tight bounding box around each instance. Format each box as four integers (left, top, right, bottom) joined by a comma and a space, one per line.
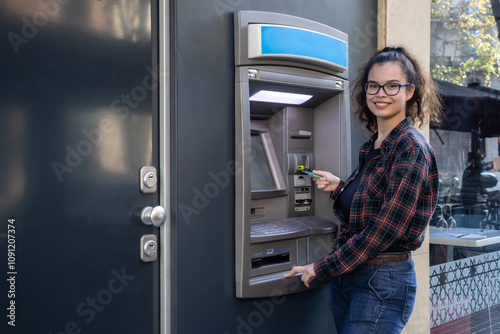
234, 11, 350, 298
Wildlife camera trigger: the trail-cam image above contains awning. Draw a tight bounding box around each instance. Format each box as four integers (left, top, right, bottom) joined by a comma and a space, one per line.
491, 0, 500, 40
432, 80, 500, 136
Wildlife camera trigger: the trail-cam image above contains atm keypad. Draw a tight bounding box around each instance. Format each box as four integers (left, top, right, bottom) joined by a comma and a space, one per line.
251, 222, 290, 235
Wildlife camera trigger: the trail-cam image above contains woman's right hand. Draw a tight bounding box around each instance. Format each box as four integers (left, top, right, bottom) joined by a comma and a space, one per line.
312, 170, 340, 192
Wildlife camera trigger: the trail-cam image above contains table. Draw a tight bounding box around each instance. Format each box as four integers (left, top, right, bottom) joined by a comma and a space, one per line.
429, 227, 500, 262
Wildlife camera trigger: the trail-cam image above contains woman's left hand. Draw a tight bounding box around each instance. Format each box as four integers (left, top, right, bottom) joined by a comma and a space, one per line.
284, 263, 317, 288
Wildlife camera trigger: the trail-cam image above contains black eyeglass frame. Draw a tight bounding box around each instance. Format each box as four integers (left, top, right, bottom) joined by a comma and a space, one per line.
364, 82, 412, 96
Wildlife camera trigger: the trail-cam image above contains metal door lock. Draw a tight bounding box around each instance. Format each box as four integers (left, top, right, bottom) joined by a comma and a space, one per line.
140, 235, 158, 262
144, 172, 157, 188
144, 240, 157, 256
140, 166, 157, 193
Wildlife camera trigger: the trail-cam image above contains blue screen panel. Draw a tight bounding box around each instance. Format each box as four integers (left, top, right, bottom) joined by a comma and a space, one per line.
260, 25, 347, 69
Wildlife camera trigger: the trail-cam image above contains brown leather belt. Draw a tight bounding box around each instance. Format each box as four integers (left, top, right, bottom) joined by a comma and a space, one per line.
364, 253, 409, 266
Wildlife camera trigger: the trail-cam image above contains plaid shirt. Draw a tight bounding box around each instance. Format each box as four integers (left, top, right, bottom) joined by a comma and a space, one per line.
314, 117, 439, 280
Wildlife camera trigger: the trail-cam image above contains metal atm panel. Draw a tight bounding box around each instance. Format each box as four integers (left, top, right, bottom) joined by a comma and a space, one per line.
235, 11, 350, 298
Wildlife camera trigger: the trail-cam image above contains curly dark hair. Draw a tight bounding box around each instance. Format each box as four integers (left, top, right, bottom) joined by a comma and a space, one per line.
352, 46, 442, 133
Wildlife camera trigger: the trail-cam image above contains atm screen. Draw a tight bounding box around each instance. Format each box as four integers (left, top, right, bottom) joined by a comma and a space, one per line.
250, 134, 276, 191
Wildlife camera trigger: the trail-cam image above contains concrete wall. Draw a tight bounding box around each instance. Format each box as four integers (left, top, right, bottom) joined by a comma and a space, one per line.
378, 1, 433, 333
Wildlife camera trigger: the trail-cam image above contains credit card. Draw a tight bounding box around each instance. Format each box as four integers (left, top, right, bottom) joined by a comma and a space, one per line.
301, 170, 322, 178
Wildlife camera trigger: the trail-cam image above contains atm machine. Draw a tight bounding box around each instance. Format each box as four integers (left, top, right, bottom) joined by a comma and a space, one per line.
234, 11, 351, 298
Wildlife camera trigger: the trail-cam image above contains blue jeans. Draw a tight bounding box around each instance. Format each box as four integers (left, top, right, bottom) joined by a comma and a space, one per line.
329, 256, 417, 334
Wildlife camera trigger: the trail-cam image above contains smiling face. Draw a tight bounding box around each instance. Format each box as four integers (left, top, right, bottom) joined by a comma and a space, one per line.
366, 61, 415, 129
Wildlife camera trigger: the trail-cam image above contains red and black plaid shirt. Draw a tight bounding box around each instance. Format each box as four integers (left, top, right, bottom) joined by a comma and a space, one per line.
314, 117, 439, 280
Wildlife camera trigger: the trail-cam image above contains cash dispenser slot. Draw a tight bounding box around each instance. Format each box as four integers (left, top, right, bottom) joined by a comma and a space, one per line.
248, 217, 337, 281
251, 252, 291, 269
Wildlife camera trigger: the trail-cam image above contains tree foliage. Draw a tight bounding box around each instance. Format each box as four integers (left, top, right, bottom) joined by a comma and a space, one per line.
431, 0, 500, 86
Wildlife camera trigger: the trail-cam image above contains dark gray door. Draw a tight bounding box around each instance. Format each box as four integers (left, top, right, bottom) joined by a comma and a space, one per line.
0, 1, 161, 333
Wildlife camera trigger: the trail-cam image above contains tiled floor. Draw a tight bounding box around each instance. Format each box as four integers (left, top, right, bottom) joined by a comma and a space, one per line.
431, 304, 500, 334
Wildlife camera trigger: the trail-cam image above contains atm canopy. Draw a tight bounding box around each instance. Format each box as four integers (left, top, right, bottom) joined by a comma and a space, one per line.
433, 79, 500, 136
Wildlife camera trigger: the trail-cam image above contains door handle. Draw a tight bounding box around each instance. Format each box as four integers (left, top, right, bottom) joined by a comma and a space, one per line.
141, 206, 166, 227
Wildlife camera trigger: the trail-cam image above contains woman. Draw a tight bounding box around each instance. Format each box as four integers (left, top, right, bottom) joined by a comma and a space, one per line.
284, 46, 442, 333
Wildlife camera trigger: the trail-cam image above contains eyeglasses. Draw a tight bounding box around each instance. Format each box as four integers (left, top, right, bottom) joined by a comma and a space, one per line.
364, 82, 412, 96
